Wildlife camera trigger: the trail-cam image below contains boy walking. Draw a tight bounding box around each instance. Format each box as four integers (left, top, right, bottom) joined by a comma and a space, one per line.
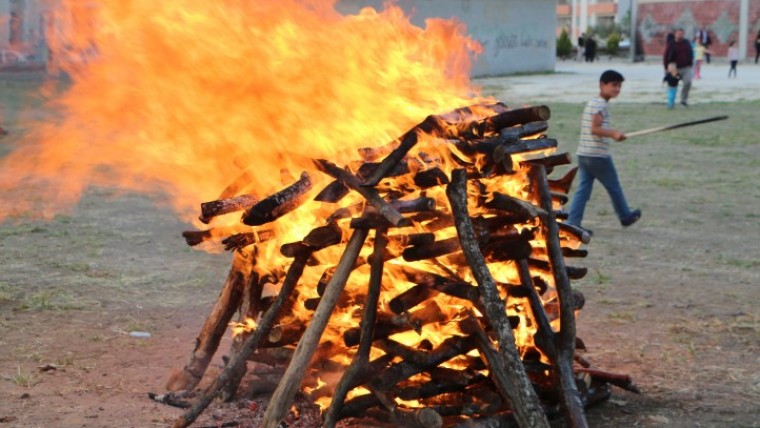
567, 70, 641, 231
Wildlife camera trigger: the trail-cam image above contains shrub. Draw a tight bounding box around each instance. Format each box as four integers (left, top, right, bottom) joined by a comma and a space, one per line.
556, 28, 573, 59
606, 31, 620, 56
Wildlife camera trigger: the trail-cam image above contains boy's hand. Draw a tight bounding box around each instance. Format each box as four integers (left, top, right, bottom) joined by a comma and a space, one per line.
612, 131, 626, 141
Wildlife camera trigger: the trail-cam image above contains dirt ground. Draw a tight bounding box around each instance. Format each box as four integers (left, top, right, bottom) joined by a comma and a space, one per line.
1, 65, 759, 428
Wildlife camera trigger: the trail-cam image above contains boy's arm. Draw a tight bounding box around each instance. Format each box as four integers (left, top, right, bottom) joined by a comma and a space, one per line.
590, 112, 626, 141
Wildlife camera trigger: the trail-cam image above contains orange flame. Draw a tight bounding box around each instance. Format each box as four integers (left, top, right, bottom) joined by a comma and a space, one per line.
0, 0, 482, 224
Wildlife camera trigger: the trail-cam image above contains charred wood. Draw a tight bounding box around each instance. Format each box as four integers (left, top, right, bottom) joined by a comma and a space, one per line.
446, 168, 550, 428
242, 172, 313, 226
200, 194, 259, 224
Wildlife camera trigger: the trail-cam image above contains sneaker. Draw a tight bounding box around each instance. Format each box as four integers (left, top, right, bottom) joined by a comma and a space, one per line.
621, 209, 642, 227
680, 101, 688, 107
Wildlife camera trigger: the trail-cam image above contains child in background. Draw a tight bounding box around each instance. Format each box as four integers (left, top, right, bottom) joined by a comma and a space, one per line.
693, 40, 710, 79
663, 62, 681, 109
728, 41, 739, 78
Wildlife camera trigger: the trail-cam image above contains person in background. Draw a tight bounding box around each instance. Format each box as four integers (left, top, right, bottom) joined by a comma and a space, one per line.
577, 32, 586, 62
663, 62, 681, 109
728, 41, 739, 78
693, 39, 711, 79
584, 34, 597, 62
663, 28, 694, 107
567, 70, 641, 232
695, 25, 712, 63
754, 29, 760, 64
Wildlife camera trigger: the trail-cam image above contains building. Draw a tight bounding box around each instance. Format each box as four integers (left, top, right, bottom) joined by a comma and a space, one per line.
557, 0, 632, 39
337, 0, 558, 77
1, 1, 559, 77
636, 0, 760, 59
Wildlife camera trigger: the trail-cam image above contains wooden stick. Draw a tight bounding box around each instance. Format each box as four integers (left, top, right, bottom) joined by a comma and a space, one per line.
313, 159, 410, 227
260, 228, 369, 428
165, 254, 248, 391
323, 227, 388, 428
528, 163, 588, 428
625, 115, 728, 137
172, 246, 313, 428
446, 168, 550, 428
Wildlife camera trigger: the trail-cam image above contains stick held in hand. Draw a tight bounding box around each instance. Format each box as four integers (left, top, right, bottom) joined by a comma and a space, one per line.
626, 115, 728, 138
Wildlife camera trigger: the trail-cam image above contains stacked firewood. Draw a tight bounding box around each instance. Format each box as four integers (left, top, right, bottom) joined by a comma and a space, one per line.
161, 102, 638, 428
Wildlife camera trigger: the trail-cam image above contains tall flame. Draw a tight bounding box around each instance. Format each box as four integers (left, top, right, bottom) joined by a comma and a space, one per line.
0, 0, 483, 224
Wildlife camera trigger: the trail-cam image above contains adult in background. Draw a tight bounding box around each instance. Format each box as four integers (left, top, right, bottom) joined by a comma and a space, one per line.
695, 25, 712, 63
577, 32, 586, 61
584, 34, 597, 62
754, 29, 760, 64
663, 28, 694, 107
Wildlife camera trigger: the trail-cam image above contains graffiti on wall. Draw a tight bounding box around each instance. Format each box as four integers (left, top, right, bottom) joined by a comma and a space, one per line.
471, 25, 550, 59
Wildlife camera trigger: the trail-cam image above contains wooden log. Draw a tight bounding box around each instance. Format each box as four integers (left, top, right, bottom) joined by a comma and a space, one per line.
548, 167, 578, 194
460, 313, 539, 423
480, 105, 551, 135
414, 167, 450, 189
172, 245, 314, 428
459, 121, 549, 156
523, 153, 572, 175
574, 368, 640, 393
165, 254, 248, 392
493, 138, 558, 160
446, 168, 550, 428
528, 258, 588, 280
343, 301, 448, 347
527, 164, 588, 428
313, 159, 409, 227
323, 227, 388, 428
361, 114, 450, 186
220, 229, 276, 251
483, 192, 546, 221
199, 194, 259, 224
370, 335, 478, 391
357, 160, 410, 180
516, 259, 557, 361
558, 222, 592, 245
260, 228, 370, 428
314, 180, 349, 203
242, 172, 313, 226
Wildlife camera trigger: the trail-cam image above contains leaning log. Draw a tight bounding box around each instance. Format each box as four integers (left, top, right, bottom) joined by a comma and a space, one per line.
446, 168, 550, 428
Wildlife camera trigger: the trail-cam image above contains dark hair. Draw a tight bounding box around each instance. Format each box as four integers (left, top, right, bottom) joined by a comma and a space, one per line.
600, 69, 624, 83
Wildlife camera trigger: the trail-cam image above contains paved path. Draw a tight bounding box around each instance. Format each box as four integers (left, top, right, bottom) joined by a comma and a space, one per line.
476, 59, 760, 104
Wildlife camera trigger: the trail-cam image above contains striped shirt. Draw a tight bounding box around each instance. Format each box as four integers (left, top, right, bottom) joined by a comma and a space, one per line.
577, 96, 611, 158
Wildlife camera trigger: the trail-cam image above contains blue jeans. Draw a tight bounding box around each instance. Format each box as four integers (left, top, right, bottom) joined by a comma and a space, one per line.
667, 86, 677, 108
567, 155, 634, 227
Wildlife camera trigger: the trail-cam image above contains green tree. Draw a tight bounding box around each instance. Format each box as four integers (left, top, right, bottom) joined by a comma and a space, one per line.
556, 28, 573, 59
606, 31, 620, 56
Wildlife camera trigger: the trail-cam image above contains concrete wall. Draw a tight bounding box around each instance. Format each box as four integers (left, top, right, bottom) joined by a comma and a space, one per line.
337, 0, 557, 77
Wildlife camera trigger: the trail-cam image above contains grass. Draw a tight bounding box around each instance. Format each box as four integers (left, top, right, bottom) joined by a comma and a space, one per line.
8, 365, 35, 387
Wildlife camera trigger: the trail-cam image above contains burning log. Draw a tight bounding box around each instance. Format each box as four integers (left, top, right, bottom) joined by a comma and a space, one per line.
527, 163, 588, 428
323, 227, 389, 427
199, 194, 259, 224
242, 172, 313, 226
314, 159, 409, 227
260, 229, 369, 428
548, 167, 578, 194
173, 224, 343, 428
343, 302, 449, 347
446, 169, 550, 428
